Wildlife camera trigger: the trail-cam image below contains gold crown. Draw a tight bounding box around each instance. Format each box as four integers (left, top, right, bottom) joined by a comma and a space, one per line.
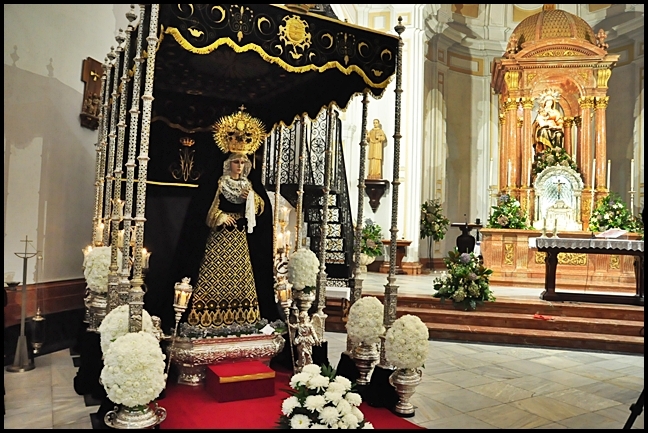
537, 88, 561, 105
180, 137, 195, 147
212, 108, 267, 155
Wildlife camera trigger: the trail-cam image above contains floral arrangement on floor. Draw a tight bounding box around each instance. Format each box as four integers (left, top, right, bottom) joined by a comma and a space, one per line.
360, 219, 383, 258
287, 247, 320, 293
588, 193, 644, 237
178, 318, 287, 339
98, 304, 155, 354
83, 246, 122, 294
277, 363, 373, 429
487, 194, 530, 229
532, 146, 578, 178
100, 331, 167, 408
433, 249, 495, 311
384, 314, 429, 370
346, 296, 385, 345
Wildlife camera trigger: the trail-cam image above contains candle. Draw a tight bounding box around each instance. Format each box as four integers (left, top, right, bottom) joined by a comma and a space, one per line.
606, 160, 611, 190
543, 218, 546, 230
489, 158, 494, 186
630, 159, 634, 191
276, 232, 284, 250
507, 159, 512, 187
141, 248, 150, 268
117, 230, 124, 248
591, 158, 596, 189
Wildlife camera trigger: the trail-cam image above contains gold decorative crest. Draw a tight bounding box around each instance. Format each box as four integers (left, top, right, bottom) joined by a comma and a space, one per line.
212, 107, 267, 155
278, 15, 312, 59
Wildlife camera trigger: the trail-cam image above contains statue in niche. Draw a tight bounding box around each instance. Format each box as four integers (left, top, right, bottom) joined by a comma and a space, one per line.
533, 92, 564, 154
367, 119, 387, 180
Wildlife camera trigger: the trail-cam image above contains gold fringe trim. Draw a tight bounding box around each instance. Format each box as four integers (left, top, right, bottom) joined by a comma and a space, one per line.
216, 372, 276, 383
164, 27, 393, 90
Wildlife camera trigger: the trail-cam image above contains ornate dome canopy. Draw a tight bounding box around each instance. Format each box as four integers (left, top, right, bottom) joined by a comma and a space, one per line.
513, 6, 596, 47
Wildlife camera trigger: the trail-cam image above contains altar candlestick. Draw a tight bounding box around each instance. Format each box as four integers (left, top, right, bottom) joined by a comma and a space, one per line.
489, 158, 494, 186
630, 159, 634, 191
591, 158, 596, 189
606, 160, 611, 190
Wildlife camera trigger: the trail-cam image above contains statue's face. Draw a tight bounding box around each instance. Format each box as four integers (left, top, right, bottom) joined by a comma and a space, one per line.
373, 119, 379, 128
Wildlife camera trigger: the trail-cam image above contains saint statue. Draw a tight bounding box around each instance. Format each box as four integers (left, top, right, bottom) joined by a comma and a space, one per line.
367, 119, 387, 180
533, 94, 564, 153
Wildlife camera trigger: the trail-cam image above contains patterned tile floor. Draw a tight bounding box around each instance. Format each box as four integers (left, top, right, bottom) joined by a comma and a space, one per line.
4, 272, 644, 429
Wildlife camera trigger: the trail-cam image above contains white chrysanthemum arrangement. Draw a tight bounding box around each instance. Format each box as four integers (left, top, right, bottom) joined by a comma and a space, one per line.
98, 304, 155, 354
278, 364, 374, 429
384, 314, 429, 370
346, 296, 385, 345
287, 248, 320, 293
83, 246, 122, 294
100, 331, 167, 408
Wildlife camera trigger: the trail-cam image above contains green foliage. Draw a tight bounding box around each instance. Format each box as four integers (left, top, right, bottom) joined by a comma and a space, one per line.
361, 219, 383, 257
588, 193, 644, 237
487, 194, 530, 229
532, 146, 578, 178
420, 199, 450, 242
433, 249, 495, 311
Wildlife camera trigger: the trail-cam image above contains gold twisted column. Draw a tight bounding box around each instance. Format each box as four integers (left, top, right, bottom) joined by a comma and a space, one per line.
594, 96, 609, 200
129, 3, 159, 333
106, 33, 125, 314
120, 5, 146, 306
347, 91, 370, 354
378, 17, 405, 368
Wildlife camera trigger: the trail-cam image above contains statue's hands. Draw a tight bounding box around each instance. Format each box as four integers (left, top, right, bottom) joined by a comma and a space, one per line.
223, 215, 236, 227
241, 187, 250, 200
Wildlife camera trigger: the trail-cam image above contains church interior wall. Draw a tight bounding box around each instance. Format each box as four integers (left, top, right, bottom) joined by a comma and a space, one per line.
4, 4, 133, 284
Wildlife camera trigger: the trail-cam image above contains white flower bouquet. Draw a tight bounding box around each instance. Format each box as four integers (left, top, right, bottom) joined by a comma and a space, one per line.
100, 331, 167, 408
287, 248, 320, 292
98, 304, 155, 354
346, 296, 385, 345
384, 314, 429, 370
83, 246, 122, 294
278, 364, 373, 429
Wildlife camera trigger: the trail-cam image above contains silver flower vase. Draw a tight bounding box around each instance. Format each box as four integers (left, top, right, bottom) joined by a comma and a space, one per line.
104, 402, 167, 429
389, 367, 423, 417
293, 289, 316, 314
352, 342, 379, 386
87, 291, 108, 333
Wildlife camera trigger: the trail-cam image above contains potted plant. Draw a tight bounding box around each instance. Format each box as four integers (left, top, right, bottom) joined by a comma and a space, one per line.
419, 199, 450, 270
433, 249, 495, 311
358, 219, 383, 274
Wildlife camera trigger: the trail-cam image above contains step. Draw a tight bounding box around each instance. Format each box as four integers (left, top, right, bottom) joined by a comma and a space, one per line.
398, 306, 644, 337
422, 322, 644, 354
371, 294, 645, 321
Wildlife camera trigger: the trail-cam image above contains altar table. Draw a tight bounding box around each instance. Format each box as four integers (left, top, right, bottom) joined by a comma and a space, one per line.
536, 237, 644, 306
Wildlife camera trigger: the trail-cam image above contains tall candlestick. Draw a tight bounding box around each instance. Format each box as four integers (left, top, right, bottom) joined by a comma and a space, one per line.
606, 160, 611, 190
591, 158, 596, 189
507, 159, 511, 187
630, 159, 634, 191
489, 158, 494, 186
529, 158, 533, 186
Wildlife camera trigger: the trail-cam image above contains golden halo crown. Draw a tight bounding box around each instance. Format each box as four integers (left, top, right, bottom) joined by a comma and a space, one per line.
537, 89, 561, 106
212, 109, 267, 155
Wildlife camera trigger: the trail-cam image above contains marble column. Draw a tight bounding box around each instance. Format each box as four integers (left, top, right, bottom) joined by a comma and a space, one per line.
594, 96, 609, 198
563, 116, 574, 158
498, 112, 506, 193
578, 96, 595, 229
505, 98, 518, 193
521, 97, 534, 187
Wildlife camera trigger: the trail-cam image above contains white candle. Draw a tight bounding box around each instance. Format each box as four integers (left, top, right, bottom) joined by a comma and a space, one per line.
94, 222, 104, 244
489, 158, 494, 186
117, 230, 124, 248
141, 248, 150, 268
630, 159, 634, 191
507, 159, 512, 187
276, 232, 284, 249
591, 158, 596, 189
606, 160, 611, 190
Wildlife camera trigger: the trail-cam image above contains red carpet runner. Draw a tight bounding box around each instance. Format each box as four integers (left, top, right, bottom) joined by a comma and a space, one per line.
159, 368, 423, 429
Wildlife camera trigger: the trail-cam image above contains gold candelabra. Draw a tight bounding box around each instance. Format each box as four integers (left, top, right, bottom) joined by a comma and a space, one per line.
165, 278, 194, 377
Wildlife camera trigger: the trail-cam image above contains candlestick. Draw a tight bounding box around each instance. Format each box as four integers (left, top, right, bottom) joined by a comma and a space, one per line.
94, 222, 104, 245
141, 248, 150, 269
606, 160, 611, 190
117, 230, 124, 248
591, 158, 596, 189
630, 159, 634, 191
489, 158, 494, 186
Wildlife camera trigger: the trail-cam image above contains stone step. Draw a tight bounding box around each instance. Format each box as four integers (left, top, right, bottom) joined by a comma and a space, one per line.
421, 321, 644, 354
397, 306, 644, 337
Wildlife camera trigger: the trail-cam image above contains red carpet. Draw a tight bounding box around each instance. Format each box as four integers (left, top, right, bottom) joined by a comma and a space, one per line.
159, 368, 423, 429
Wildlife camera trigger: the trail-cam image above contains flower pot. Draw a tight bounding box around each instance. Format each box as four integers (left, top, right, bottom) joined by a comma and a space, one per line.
358, 253, 376, 274
104, 402, 167, 429
352, 342, 379, 386
388, 367, 422, 417
87, 290, 107, 333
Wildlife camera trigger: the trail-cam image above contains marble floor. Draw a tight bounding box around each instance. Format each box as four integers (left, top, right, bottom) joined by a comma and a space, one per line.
4, 272, 644, 429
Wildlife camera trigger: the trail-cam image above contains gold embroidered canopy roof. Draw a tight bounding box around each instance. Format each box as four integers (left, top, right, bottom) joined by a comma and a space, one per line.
152, 4, 399, 130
